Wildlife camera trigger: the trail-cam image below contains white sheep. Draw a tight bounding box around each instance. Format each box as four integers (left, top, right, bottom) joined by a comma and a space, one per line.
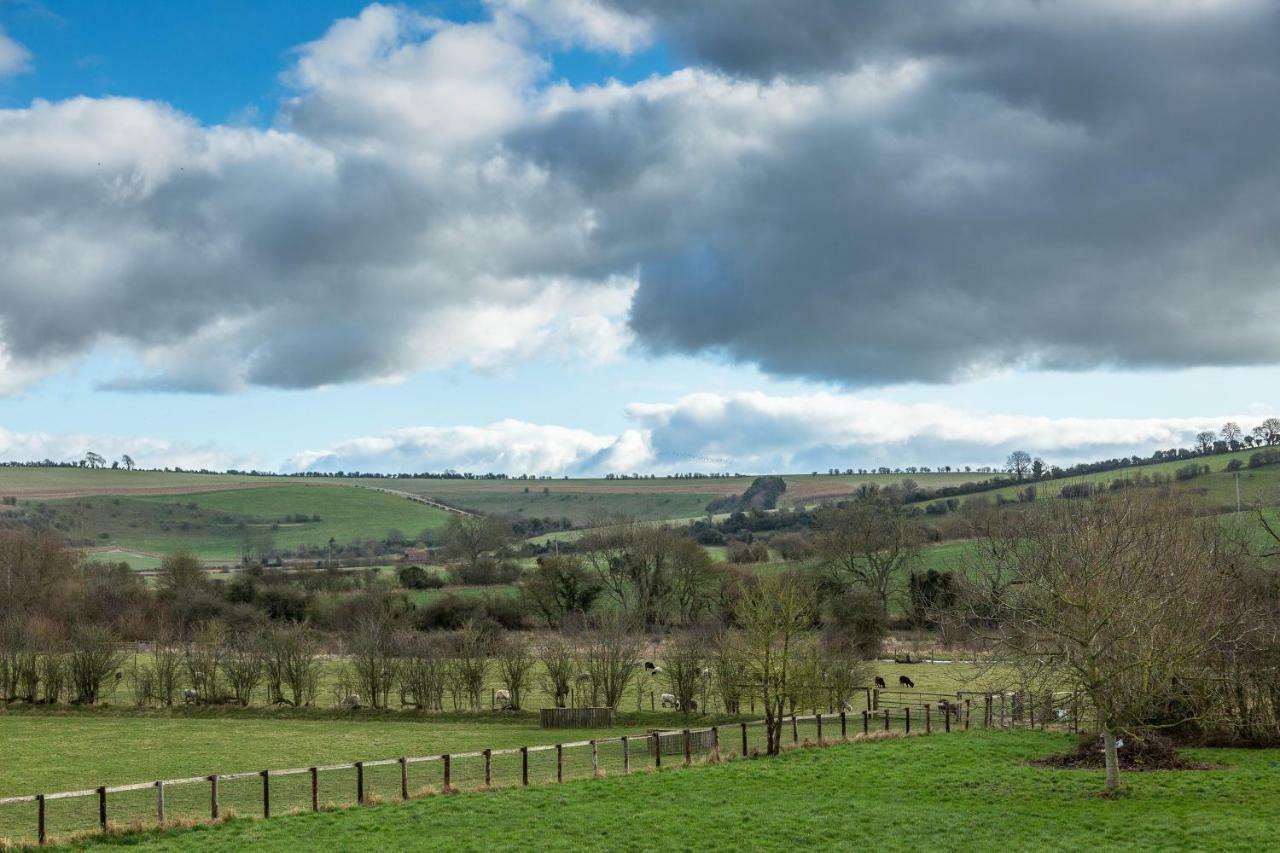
183, 688, 198, 704
660, 692, 678, 708
495, 689, 512, 708
342, 693, 362, 709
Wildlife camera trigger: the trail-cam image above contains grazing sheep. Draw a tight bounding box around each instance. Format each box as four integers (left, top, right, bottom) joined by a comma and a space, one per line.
183, 688, 198, 704
898, 675, 915, 689
644, 661, 656, 671
576, 672, 591, 683
342, 693, 362, 709
660, 692, 678, 708
874, 676, 887, 689
495, 689, 512, 708
650, 666, 663, 676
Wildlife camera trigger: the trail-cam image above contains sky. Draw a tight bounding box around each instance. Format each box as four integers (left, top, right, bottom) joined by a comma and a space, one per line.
0, 0, 1277, 476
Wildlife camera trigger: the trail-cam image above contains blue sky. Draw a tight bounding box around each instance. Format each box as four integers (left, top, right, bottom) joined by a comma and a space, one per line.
0, 1, 1277, 474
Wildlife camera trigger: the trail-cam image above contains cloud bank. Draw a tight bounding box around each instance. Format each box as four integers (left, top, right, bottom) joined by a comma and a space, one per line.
286, 391, 1246, 475
2, 2, 1280, 394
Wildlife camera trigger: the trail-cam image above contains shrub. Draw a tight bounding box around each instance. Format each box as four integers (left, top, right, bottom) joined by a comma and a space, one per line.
1174, 463, 1208, 481
447, 557, 522, 586
727, 541, 770, 563
771, 532, 814, 561
398, 565, 444, 590
1225, 458, 1244, 472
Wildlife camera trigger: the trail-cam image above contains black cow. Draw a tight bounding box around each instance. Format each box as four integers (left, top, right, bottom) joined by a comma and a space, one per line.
874, 676, 887, 689
899, 675, 915, 689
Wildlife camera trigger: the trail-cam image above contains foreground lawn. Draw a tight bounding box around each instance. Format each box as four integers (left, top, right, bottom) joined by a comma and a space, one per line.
57, 730, 1280, 852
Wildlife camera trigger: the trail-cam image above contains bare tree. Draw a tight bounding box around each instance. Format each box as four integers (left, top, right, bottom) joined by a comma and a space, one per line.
967, 490, 1255, 791
264, 624, 322, 707
731, 571, 816, 755
67, 626, 125, 705
538, 634, 578, 709
581, 613, 643, 709
119, 454, 136, 472
222, 631, 266, 706
350, 616, 399, 709
447, 620, 493, 710
662, 631, 709, 716
816, 497, 924, 615
1006, 450, 1033, 480
495, 635, 536, 710
394, 631, 447, 710
1220, 422, 1243, 447
1195, 431, 1217, 454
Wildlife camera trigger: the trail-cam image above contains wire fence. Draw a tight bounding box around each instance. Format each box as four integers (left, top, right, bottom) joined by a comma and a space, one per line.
0, 694, 1082, 847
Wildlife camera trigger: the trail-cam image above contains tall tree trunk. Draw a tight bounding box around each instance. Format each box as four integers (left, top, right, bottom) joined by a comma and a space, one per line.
1102, 728, 1121, 791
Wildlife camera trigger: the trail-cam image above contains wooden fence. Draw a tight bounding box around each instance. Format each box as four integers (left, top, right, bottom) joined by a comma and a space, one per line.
0, 696, 1081, 847
539, 707, 616, 729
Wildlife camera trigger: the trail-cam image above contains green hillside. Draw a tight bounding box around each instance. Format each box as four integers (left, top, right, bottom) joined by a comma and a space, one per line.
22, 485, 451, 564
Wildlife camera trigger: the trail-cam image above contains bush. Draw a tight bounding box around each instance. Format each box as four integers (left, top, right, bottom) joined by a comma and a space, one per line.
415, 593, 527, 631
447, 557, 522, 586
1248, 449, 1280, 469
726, 541, 770, 563
1059, 483, 1096, 499
1174, 463, 1208, 481
398, 565, 445, 590
771, 532, 814, 561
823, 588, 887, 659
1225, 458, 1244, 472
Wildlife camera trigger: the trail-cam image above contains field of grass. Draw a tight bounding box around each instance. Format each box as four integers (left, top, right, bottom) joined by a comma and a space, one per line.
25, 486, 451, 563
47, 729, 1280, 852
0, 469, 263, 499
927, 449, 1280, 513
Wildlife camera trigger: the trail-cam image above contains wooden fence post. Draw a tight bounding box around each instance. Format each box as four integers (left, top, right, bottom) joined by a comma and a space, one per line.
556, 745, 564, 783
653, 733, 662, 769
591, 741, 599, 777
865, 687, 872, 711
944, 705, 951, 733
791, 715, 798, 744
883, 709, 890, 732
209, 774, 220, 820
906, 707, 912, 734
965, 699, 971, 730
399, 758, 409, 800
622, 736, 630, 774
485, 749, 493, 786
310, 767, 319, 811
741, 722, 748, 757
872, 688, 879, 710
840, 711, 847, 740
37, 794, 46, 846
683, 730, 692, 767
521, 747, 529, 786
155, 781, 165, 824
816, 713, 823, 743
862, 710, 869, 735
925, 705, 931, 734
442, 755, 451, 792
261, 770, 270, 819
98, 785, 108, 832
712, 726, 720, 760
356, 762, 365, 804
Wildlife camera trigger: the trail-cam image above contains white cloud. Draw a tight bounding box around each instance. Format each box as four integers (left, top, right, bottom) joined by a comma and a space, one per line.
285, 390, 1263, 476
0, 27, 31, 78
286, 419, 620, 475
488, 0, 653, 54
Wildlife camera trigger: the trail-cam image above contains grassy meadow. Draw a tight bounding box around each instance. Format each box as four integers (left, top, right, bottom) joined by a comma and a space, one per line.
37, 730, 1280, 852
21, 486, 450, 564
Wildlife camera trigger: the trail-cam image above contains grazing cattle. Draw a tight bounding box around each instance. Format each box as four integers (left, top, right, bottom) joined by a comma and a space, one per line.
495, 689, 512, 709
660, 692, 678, 708
183, 688, 198, 704
874, 676, 887, 689
899, 675, 915, 689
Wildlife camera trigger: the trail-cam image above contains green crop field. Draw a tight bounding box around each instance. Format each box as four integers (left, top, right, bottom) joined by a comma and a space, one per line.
25, 485, 451, 564
43, 729, 1280, 852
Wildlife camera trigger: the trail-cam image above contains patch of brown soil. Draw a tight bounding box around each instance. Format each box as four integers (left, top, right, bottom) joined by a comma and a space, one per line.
1031, 733, 1215, 771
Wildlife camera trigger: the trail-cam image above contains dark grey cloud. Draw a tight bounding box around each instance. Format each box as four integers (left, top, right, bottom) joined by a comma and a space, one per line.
512, 0, 1280, 383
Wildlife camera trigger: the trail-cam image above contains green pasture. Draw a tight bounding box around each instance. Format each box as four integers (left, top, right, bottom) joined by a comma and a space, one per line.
27, 486, 451, 563
47, 729, 1280, 852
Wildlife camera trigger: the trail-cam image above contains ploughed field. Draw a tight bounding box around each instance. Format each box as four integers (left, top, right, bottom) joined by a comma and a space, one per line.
29, 730, 1280, 852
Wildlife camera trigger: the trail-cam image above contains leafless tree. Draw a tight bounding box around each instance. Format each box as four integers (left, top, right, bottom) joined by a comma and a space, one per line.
495, 634, 536, 710
350, 615, 399, 709
538, 634, 578, 709
731, 571, 817, 755
966, 490, 1256, 790
581, 613, 643, 709
816, 497, 925, 615
67, 625, 125, 705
